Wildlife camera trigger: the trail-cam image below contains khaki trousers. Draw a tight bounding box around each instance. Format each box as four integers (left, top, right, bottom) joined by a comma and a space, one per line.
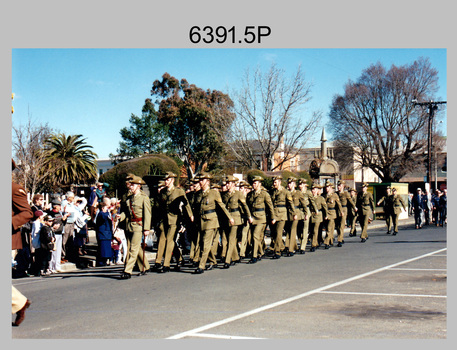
359, 214, 370, 239
199, 228, 217, 269
324, 218, 336, 245
297, 218, 310, 250
311, 220, 322, 248
224, 225, 240, 264
124, 228, 150, 274
251, 223, 266, 259
272, 220, 286, 255
238, 224, 251, 258
162, 224, 182, 267
285, 220, 298, 252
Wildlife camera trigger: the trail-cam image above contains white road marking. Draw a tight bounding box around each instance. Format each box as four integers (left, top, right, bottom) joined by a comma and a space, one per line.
189, 333, 265, 339
389, 268, 446, 271
320, 291, 446, 298
167, 248, 447, 339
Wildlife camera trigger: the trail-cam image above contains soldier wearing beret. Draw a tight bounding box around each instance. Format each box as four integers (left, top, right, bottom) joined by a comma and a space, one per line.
154, 172, 194, 273
118, 175, 152, 279
193, 173, 234, 274
220, 175, 251, 268
377, 186, 394, 234
269, 175, 296, 259
323, 181, 343, 249
336, 180, 355, 246
356, 182, 375, 242
391, 188, 407, 235
246, 176, 275, 263
310, 184, 328, 252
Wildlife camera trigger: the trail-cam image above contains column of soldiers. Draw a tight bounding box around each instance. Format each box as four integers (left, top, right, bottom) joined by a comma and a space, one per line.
117, 173, 379, 279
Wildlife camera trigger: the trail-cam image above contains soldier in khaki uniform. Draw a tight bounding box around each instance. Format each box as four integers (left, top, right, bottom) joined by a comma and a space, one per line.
297, 179, 316, 254
118, 175, 152, 279
356, 182, 375, 242
348, 188, 359, 237
323, 181, 343, 249
186, 176, 201, 266
284, 177, 305, 256
193, 173, 234, 274
270, 175, 296, 259
220, 175, 251, 268
336, 180, 355, 246
391, 187, 407, 235
238, 181, 253, 259
154, 172, 194, 273
310, 184, 328, 252
246, 176, 275, 264
377, 186, 394, 234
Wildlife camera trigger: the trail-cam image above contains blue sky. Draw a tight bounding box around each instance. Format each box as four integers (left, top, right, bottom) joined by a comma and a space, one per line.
12, 48, 447, 159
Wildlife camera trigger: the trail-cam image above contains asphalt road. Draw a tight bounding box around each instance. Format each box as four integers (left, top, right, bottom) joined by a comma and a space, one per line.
12, 222, 447, 340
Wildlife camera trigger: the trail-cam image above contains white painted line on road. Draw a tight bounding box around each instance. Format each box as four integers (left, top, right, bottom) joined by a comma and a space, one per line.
167, 248, 446, 339
389, 268, 447, 271
320, 291, 446, 298
189, 333, 265, 339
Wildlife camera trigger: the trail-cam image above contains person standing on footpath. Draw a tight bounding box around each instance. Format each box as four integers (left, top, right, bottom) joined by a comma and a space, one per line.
356, 183, 375, 242
390, 188, 407, 235
193, 173, 234, 274
118, 175, 152, 279
155, 172, 194, 273
220, 175, 251, 268
411, 188, 425, 229
245, 176, 275, 264
12, 159, 34, 326
323, 182, 342, 249
438, 189, 447, 226
309, 184, 328, 252
61, 191, 77, 263
376, 186, 394, 234
270, 175, 296, 259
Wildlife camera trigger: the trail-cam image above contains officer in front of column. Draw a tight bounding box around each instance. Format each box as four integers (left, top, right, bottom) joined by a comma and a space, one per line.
356, 182, 375, 243
377, 186, 394, 234
391, 187, 407, 235
118, 175, 152, 279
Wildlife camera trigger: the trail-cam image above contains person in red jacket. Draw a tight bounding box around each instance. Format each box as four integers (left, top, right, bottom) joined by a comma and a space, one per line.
12, 159, 33, 326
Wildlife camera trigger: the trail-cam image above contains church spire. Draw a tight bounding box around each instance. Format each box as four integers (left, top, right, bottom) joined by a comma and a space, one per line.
321, 127, 328, 160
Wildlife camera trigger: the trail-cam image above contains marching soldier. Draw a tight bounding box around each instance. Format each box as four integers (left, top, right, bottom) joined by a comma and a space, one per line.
285, 177, 305, 256
220, 175, 251, 268
297, 179, 317, 254
310, 184, 328, 252
118, 175, 152, 279
391, 187, 407, 235
377, 186, 394, 234
186, 176, 201, 266
348, 188, 358, 237
238, 181, 253, 259
323, 181, 342, 249
270, 175, 296, 259
193, 173, 234, 274
356, 182, 375, 242
246, 176, 275, 264
336, 180, 355, 246
154, 172, 194, 273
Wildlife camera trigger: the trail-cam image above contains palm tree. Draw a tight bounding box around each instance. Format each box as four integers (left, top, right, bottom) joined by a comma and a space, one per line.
43, 133, 98, 190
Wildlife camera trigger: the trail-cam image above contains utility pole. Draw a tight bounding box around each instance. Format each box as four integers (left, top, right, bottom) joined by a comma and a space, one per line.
412, 100, 447, 189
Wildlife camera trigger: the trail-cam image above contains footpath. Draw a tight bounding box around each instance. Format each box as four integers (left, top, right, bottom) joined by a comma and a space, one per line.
58, 216, 417, 273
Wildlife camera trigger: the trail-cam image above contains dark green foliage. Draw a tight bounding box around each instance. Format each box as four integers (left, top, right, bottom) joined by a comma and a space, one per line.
99, 154, 180, 198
